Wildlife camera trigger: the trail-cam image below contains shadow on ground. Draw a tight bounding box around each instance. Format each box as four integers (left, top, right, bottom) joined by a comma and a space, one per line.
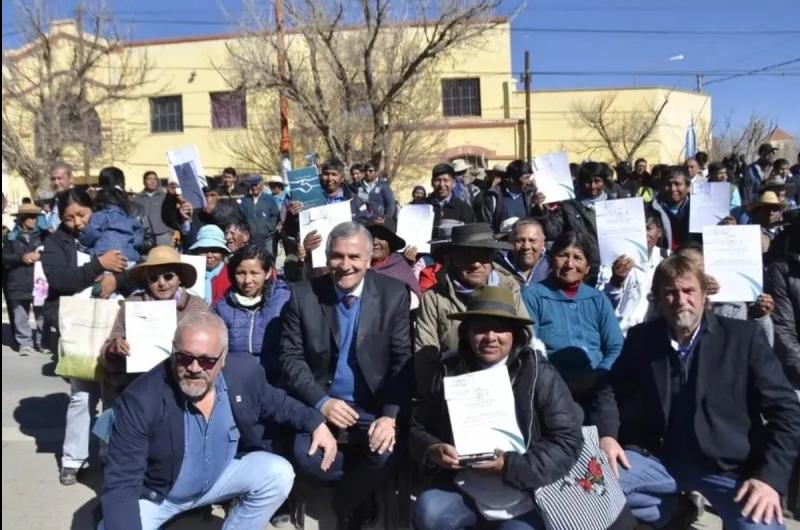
13, 392, 68, 454
2, 322, 15, 349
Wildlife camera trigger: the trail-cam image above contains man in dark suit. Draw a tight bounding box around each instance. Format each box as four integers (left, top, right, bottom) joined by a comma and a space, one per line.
592, 254, 800, 530
100, 311, 337, 530
280, 221, 413, 529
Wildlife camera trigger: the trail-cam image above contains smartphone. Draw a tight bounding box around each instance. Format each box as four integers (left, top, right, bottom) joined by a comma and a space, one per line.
458, 452, 497, 466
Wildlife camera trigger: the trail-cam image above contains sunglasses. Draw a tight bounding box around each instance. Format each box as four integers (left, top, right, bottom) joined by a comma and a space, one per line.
146, 272, 178, 283
174, 351, 222, 371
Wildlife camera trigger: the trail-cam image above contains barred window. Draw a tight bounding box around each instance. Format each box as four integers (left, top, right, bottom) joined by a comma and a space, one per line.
442, 78, 481, 117
211, 90, 247, 129
150, 95, 183, 133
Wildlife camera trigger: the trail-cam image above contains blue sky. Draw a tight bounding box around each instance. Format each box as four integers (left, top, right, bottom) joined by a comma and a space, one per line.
3, 0, 799, 142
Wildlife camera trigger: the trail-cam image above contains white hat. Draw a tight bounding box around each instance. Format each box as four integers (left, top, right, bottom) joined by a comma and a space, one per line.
266, 175, 285, 186
499, 217, 520, 234
451, 159, 469, 174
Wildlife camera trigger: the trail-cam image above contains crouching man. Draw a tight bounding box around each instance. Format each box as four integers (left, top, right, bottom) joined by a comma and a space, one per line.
99, 311, 337, 530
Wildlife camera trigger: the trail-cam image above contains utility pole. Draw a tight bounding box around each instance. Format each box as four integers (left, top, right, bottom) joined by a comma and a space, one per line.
695, 73, 704, 93
524, 50, 532, 163
275, 0, 292, 175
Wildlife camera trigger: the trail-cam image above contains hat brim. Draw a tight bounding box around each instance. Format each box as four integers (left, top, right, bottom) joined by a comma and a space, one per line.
441, 239, 513, 251
746, 201, 786, 212
448, 309, 533, 326
189, 240, 230, 254
367, 224, 406, 252
129, 262, 198, 289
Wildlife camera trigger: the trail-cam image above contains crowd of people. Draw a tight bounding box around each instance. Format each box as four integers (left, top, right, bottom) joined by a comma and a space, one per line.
1, 146, 799, 530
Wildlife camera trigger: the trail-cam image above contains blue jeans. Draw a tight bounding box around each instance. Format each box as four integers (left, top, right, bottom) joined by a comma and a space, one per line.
100, 451, 294, 530
618, 450, 786, 530
292, 405, 395, 513
415, 488, 545, 530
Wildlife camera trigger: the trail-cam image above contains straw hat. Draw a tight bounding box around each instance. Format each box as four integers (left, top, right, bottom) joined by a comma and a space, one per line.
746, 190, 786, 212
448, 286, 534, 325
130, 246, 198, 288
12, 204, 41, 216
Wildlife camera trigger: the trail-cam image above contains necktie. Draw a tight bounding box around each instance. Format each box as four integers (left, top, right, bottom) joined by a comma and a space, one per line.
342, 294, 358, 309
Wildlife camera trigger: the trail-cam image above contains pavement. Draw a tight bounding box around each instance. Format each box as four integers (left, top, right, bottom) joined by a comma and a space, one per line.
1, 304, 798, 530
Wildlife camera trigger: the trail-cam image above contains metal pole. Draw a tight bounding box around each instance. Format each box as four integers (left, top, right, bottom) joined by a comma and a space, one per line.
524, 50, 532, 163
696, 73, 704, 93
275, 0, 292, 173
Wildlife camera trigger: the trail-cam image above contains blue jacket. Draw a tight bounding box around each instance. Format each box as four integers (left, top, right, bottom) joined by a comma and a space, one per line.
239, 193, 280, 246
100, 354, 324, 530
522, 278, 623, 382
78, 205, 143, 262
213, 278, 292, 383
357, 180, 396, 223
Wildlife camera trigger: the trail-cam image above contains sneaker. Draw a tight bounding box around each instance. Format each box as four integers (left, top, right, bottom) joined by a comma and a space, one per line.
18, 346, 36, 357
59, 467, 79, 486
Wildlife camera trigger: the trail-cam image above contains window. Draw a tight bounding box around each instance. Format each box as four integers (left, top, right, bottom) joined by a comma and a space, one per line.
150, 95, 183, 133
211, 90, 247, 129
441, 78, 481, 117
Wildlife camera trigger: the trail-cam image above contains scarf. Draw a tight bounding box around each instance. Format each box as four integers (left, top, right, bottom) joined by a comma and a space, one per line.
204, 262, 224, 304
233, 292, 263, 308
579, 190, 607, 209
371, 253, 422, 298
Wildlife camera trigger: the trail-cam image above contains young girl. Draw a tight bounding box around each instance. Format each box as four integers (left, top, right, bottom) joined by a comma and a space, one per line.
78, 166, 143, 264
212, 244, 290, 383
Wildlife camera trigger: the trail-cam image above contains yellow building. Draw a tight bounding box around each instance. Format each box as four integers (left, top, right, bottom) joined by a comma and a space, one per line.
3, 18, 711, 201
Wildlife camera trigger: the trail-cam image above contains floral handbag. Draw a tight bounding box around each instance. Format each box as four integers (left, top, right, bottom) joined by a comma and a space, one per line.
534, 426, 627, 530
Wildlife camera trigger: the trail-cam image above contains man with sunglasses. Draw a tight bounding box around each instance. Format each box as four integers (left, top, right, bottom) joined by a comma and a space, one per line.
100, 311, 337, 530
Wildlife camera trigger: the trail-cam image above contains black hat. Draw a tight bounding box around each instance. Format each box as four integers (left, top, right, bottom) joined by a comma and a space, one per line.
366, 221, 406, 252
432, 163, 455, 179
442, 223, 512, 250
758, 143, 778, 156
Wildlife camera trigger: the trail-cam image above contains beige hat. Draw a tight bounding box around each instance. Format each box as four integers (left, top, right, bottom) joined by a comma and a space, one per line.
12, 203, 41, 216
266, 175, 285, 186
746, 190, 786, 212
130, 245, 198, 288
451, 159, 469, 174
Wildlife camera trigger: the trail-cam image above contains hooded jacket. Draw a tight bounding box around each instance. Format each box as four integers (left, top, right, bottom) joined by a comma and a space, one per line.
2, 224, 45, 301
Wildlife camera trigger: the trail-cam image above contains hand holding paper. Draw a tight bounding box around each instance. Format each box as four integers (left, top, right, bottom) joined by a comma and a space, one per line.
532, 152, 575, 204
125, 300, 177, 373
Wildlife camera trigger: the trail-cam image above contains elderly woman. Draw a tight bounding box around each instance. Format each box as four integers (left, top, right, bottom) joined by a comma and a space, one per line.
100, 245, 209, 406
412, 287, 618, 530
522, 231, 624, 411
365, 221, 422, 308
190, 224, 231, 305
224, 222, 252, 253
213, 244, 290, 384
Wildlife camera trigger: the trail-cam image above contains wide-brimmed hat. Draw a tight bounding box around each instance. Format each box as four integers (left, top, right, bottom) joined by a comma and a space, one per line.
441, 223, 512, 250
189, 225, 230, 253
428, 219, 465, 245
366, 221, 406, 252
746, 190, 786, 212
496, 217, 520, 240
266, 175, 285, 186
448, 286, 533, 325
130, 246, 197, 288
451, 159, 469, 174
488, 164, 507, 177
12, 204, 41, 216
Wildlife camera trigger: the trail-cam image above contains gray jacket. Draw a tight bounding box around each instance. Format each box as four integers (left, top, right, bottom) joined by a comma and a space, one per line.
134, 190, 170, 237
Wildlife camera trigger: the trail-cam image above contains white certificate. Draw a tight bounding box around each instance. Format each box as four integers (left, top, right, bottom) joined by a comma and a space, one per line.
703, 225, 763, 303
595, 197, 649, 267
690, 182, 730, 233
299, 200, 353, 267
180, 254, 207, 301
532, 151, 575, 204
125, 300, 177, 373
444, 364, 526, 457
396, 204, 435, 254
167, 145, 208, 209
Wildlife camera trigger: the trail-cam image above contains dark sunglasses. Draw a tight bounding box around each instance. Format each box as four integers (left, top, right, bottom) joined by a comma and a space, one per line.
174, 351, 222, 371
146, 272, 177, 283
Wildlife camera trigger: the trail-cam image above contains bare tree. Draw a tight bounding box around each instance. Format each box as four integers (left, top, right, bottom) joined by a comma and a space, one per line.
222, 0, 502, 181
711, 113, 775, 162
570, 92, 671, 165
2, 0, 153, 193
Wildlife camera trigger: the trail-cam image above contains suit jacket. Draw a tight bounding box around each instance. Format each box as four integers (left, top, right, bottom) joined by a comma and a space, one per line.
279, 271, 413, 418
591, 313, 800, 494
100, 354, 324, 530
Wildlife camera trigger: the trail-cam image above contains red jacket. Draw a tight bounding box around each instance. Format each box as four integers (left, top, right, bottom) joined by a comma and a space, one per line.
211, 264, 232, 306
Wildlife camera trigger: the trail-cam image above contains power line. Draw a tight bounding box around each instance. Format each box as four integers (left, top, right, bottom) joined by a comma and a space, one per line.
703, 57, 800, 86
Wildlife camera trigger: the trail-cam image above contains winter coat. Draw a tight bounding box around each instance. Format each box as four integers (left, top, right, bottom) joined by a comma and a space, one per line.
357, 180, 397, 224
414, 267, 528, 391
133, 190, 170, 238
427, 195, 475, 233
2, 225, 45, 301
239, 193, 280, 247
78, 205, 143, 262
410, 347, 584, 491
522, 278, 624, 388
477, 185, 535, 232
766, 255, 800, 388
213, 278, 292, 383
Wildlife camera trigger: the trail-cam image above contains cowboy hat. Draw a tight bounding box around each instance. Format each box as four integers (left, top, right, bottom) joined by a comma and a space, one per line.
428, 219, 465, 246
448, 286, 533, 325
366, 221, 406, 252
451, 159, 469, 174
487, 164, 507, 176
440, 223, 512, 250
266, 175, 285, 186
130, 245, 198, 288
746, 190, 786, 212
12, 204, 41, 216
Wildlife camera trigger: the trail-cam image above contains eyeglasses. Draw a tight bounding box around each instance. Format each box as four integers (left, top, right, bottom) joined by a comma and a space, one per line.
174, 351, 222, 371
146, 272, 177, 283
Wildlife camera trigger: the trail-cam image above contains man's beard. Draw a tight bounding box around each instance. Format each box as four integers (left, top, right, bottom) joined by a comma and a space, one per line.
673, 308, 701, 330
179, 375, 213, 400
